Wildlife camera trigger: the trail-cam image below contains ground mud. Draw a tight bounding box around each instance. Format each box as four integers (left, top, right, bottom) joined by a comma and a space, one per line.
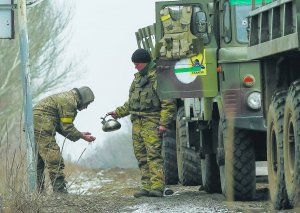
37, 168, 299, 213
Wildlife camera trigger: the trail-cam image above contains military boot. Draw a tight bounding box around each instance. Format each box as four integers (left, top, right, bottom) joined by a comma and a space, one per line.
149, 189, 163, 197
52, 177, 68, 194
133, 189, 149, 198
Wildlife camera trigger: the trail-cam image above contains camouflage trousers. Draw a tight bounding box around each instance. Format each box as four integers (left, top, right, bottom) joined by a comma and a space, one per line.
34, 115, 65, 192
132, 116, 164, 191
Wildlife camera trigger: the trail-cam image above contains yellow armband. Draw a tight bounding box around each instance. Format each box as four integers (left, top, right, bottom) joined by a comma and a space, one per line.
60, 117, 73, 123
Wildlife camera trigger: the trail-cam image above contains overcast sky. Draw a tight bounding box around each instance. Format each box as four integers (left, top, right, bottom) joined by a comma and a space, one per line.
54, 0, 163, 161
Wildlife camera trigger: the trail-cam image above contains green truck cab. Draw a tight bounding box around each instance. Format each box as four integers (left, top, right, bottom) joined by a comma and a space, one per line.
136, 0, 266, 202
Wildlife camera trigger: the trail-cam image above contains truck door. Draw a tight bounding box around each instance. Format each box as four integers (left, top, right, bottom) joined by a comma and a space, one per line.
155, 3, 218, 99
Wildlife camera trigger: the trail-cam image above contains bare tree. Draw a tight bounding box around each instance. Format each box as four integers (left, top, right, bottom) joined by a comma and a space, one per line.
0, 1, 77, 146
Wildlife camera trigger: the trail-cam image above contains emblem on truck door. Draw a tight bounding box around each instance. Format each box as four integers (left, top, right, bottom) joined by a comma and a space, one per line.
174, 51, 206, 84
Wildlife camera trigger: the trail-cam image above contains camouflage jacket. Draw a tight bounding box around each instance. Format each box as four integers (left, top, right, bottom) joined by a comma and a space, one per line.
33, 89, 82, 142
115, 62, 176, 127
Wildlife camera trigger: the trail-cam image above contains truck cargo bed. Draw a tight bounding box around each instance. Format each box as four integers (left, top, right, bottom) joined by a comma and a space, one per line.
248, 0, 300, 59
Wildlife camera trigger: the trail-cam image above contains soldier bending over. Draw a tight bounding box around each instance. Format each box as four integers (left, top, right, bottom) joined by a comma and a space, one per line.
33, 86, 96, 194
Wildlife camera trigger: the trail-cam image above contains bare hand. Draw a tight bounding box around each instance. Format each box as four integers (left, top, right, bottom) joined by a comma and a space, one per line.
81, 132, 96, 142
107, 111, 118, 119
158, 125, 167, 134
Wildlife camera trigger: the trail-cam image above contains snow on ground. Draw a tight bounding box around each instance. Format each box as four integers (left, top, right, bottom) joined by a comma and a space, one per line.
123, 202, 242, 213
67, 170, 113, 195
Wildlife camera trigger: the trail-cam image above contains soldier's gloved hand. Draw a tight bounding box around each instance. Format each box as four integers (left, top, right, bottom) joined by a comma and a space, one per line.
107, 111, 118, 119
81, 132, 96, 142
158, 125, 167, 134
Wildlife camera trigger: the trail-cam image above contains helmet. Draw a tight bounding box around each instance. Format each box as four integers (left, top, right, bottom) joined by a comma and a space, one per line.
77, 86, 94, 108
101, 115, 121, 132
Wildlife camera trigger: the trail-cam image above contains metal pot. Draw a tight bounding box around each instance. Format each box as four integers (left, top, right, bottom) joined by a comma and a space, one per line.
101, 114, 121, 132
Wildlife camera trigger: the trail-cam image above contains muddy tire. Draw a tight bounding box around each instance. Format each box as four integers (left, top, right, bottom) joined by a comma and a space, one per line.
162, 127, 179, 185
267, 90, 289, 209
176, 107, 202, 186
218, 119, 256, 201
283, 80, 300, 208
201, 153, 221, 193
200, 123, 221, 193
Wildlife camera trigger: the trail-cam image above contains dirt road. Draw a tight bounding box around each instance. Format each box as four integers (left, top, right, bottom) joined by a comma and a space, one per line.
38, 168, 298, 213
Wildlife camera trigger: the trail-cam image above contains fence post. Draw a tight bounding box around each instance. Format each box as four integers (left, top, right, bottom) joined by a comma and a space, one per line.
18, 0, 36, 192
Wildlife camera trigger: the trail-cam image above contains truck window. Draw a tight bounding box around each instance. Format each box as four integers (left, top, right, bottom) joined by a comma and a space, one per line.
235, 5, 251, 43
232, 0, 271, 43
223, 1, 232, 43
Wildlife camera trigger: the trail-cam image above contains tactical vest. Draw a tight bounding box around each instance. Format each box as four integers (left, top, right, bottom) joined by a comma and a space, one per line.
159, 6, 199, 59
129, 73, 161, 113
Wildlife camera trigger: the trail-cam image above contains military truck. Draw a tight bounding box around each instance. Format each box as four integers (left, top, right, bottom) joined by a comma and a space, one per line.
135, 0, 266, 201
248, 0, 300, 209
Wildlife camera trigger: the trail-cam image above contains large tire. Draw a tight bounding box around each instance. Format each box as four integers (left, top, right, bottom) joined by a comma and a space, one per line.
201, 153, 221, 193
200, 122, 221, 193
283, 80, 300, 208
176, 107, 202, 186
162, 127, 179, 185
267, 90, 289, 209
218, 119, 256, 201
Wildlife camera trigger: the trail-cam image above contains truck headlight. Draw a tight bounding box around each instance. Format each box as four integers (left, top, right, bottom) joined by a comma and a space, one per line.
247, 92, 261, 110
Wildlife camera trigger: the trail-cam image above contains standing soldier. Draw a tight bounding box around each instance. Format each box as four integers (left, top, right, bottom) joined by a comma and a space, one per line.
33, 86, 96, 194
108, 49, 176, 198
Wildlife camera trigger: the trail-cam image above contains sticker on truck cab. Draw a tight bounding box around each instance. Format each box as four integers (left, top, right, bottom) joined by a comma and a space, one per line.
174, 51, 207, 84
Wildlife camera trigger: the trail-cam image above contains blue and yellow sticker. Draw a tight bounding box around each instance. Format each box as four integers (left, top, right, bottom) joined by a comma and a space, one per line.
174, 51, 207, 76
174, 51, 207, 84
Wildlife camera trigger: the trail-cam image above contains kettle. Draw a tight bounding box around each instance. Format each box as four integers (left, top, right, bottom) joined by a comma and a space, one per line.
101, 114, 121, 132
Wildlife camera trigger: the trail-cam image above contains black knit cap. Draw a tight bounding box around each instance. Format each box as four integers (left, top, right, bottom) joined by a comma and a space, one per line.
131, 48, 151, 63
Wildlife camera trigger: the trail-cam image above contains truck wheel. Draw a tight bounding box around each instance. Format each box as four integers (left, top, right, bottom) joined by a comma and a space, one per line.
267, 90, 289, 209
218, 119, 256, 201
162, 127, 179, 185
201, 153, 221, 193
200, 123, 221, 193
283, 81, 300, 208
176, 107, 202, 186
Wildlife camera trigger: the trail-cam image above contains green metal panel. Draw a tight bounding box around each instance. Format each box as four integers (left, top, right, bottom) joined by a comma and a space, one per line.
219, 61, 261, 117
157, 48, 218, 99
203, 97, 213, 120
219, 47, 249, 63
248, 34, 299, 60
219, 63, 241, 95
239, 62, 262, 115
248, 0, 300, 59
135, 24, 156, 58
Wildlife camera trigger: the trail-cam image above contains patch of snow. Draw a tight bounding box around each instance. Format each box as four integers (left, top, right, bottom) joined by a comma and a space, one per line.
67, 171, 113, 195
124, 203, 241, 213
97, 171, 104, 176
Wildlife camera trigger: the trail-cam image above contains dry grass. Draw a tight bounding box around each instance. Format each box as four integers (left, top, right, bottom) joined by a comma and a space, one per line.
0, 138, 92, 213
0, 140, 43, 213
64, 161, 91, 177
